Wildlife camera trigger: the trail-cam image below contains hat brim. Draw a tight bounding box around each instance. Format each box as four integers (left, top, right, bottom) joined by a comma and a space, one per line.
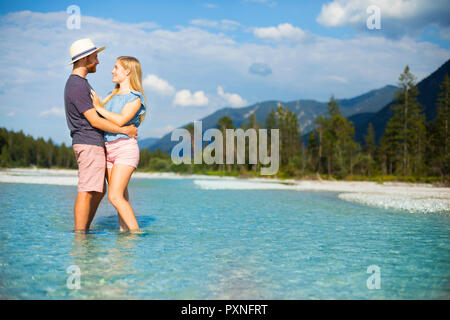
68, 46, 105, 65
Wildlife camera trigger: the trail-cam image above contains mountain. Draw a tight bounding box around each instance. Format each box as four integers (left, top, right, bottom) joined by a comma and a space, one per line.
137, 137, 159, 150
148, 85, 397, 153
354, 59, 450, 145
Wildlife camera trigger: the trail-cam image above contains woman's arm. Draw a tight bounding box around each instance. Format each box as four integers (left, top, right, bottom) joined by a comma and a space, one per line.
83, 108, 138, 138
91, 89, 141, 127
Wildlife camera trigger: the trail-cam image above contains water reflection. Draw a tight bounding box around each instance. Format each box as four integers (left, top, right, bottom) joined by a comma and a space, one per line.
69, 231, 141, 299
1, 179, 448, 299
93, 214, 156, 232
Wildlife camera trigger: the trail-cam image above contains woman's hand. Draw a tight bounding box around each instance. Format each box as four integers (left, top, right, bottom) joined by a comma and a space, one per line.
90, 89, 101, 108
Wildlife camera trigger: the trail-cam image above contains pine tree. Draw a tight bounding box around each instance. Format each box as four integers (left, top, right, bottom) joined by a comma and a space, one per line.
380, 66, 426, 176
437, 74, 450, 158
216, 116, 235, 172
327, 95, 341, 117
244, 113, 261, 172
264, 108, 278, 171
306, 132, 319, 173
245, 113, 261, 130
276, 104, 301, 168
363, 123, 377, 176
430, 73, 450, 176
316, 96, 359, 178
314, 115, 329, 174
265, 108, 278, 131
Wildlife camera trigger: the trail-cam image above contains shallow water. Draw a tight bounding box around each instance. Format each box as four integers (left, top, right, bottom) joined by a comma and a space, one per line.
0, 177, 449, 299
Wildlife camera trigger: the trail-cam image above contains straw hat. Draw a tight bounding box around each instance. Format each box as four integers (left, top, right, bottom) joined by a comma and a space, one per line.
68, 38, 105, 65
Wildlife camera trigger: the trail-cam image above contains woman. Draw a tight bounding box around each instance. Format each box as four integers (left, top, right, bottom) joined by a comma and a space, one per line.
90, 56, 147, 233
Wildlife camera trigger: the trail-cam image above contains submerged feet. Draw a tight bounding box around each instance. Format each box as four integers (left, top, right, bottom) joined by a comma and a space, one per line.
119, 226, 142, 234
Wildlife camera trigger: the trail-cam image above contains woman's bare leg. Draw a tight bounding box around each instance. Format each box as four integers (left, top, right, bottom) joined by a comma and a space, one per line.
120, 187, 130, 232
107, 167, 130, 232
108, 164, 139, 232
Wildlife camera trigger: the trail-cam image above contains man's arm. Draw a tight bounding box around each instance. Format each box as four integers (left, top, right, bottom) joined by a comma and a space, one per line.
83, 108, 138, 138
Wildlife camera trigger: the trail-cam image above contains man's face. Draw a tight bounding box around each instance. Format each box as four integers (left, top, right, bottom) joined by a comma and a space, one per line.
86, 52, 99, 73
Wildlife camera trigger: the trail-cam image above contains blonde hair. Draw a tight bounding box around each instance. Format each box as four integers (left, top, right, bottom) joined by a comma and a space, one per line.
102, 56, 147, 123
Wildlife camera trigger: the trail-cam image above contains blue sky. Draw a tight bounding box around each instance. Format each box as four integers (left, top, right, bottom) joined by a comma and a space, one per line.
0, 1, 335, 34
0, 0, 449, 145
2, 0, 448, 47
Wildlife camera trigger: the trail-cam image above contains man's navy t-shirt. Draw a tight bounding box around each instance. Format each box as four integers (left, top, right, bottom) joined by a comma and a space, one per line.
64, 74, 104, 147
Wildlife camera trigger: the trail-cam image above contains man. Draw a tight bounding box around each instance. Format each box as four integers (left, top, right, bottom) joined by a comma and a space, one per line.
64, 38, 137, 232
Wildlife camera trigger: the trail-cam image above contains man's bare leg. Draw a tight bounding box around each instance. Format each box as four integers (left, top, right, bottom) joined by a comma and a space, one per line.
74, 188, 105, 232
86, 190, 106, 230
74, 191, 94, 232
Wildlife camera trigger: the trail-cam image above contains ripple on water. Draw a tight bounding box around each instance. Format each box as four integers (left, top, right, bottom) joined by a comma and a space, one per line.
0, 180, 449, 299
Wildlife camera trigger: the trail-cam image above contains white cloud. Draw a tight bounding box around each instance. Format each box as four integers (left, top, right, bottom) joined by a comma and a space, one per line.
220, 19, 242, 31
318, 0, 415, 26
133, 21, 160, 29
7, 112, 15, 117
153, 125, 175, 138
190, 19, 219, 28
317, 0, 450, 38
440, 26, 450, 40
174, 90, 209, 107
245, 0, 277, 7
0, 10, 449, 146
40, 107, 64, 117
190, 19, 241, 31
203, 3, 219, 9
325, 75, 348, 84
143, 74, 175, 96
253, 23, 307, 42
249, 62, 272, 76
217, 86, 248, 108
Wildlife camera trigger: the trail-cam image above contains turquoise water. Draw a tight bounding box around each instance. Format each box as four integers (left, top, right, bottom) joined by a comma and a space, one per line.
0, 178, 449, 299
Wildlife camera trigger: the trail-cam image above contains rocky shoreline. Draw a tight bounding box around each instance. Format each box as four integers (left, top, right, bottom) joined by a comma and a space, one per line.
1, 168, 448, 213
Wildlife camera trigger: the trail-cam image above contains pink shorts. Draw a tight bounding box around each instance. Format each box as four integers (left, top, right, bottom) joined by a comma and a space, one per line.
105, 138, 140, 169
73, 144, 106, 193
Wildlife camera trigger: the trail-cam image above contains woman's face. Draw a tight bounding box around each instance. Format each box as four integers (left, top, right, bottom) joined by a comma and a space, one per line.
112, 60, 129, 84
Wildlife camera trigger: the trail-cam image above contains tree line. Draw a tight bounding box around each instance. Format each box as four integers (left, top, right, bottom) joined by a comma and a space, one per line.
306, 67, 448, 181
1, 66, 448, 183
0, 128, 77, 168
0, 127, 173, 171
147, 66, 448, 182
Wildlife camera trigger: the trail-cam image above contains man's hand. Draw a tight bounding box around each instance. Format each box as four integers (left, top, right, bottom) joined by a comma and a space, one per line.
83, 109, 137, 137
122, 124, 138, 139
93, 104, 103, 113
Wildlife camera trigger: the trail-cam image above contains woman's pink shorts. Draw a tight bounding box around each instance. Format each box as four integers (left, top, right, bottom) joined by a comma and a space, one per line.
105, 138, 140, 169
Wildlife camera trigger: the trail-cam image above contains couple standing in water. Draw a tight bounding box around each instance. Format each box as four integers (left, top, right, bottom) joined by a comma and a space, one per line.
64, 38, 147, 233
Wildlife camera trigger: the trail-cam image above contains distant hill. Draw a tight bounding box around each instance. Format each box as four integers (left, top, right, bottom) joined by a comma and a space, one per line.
354, 58, 450, 145
148, 85, 397, 153
138, 137, 159, 150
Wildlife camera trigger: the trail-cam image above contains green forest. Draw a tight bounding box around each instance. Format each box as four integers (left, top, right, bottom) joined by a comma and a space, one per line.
1, 67, 448, 184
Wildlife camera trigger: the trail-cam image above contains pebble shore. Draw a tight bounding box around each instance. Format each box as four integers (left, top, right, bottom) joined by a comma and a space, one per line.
1, 168, 448, 214
254, 179, 450, 214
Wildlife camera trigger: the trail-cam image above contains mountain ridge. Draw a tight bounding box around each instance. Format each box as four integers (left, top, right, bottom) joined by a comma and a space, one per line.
148, 84, 398, 153
354, 58, 450, 144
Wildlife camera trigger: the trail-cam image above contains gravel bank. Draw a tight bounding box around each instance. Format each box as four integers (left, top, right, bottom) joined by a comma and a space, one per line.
1, 168, 448, 213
